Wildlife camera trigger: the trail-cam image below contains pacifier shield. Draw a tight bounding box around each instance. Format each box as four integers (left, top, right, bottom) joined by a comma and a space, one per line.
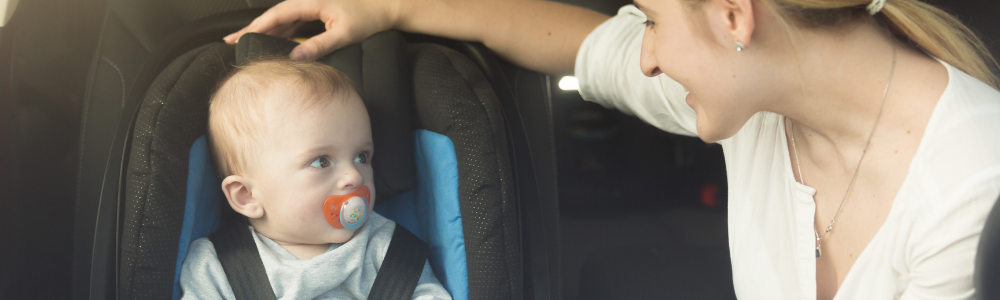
323, 185, 370, 230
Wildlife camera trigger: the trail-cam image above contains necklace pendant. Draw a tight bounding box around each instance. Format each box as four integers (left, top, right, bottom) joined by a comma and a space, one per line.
816, 247, 822, 258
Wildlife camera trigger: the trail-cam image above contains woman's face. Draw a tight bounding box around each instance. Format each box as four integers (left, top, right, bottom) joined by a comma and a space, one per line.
637, 0, 766, 143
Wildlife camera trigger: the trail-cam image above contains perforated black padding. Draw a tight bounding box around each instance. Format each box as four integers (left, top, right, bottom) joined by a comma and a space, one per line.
119, 43, 235, 300
409, 44, 523, 299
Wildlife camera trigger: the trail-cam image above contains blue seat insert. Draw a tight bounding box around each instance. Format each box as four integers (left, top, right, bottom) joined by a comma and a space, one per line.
173, 136, 223, 299
172, 130, 468, 300
376, 130, 468, 300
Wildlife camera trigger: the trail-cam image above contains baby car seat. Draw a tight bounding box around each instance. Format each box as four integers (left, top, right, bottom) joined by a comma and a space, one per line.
72, 1, 561, 300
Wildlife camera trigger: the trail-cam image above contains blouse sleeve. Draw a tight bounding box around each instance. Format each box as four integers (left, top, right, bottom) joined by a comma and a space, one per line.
899, 169, 1000, 299
574, 5, 698, 137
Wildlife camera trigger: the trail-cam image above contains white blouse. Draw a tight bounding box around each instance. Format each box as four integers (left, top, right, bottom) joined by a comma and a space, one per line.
575, 5, 1000, 299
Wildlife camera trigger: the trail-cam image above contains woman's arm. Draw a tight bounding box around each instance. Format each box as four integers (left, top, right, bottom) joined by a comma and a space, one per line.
224, 0, 609, 75
397, 0, 608, 75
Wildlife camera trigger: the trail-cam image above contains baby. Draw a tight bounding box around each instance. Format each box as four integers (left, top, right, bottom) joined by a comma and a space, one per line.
180, 58, 451, 299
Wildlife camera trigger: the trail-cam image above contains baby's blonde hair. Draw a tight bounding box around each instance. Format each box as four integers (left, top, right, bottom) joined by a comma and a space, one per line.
208, 57, 355, 178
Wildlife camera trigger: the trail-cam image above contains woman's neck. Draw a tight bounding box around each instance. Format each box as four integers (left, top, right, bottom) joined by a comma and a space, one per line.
770, 20, 907, 170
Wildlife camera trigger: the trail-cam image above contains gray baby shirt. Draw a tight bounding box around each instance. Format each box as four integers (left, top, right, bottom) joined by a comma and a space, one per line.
180, 212, 452, 300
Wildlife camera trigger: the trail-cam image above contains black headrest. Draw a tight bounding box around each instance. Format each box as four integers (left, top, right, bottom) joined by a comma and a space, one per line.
976, 195, 1000, 299
234, 32, 416, 202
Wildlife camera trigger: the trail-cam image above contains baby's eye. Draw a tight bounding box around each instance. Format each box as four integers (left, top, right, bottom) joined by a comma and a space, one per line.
642, 20, 655, 28
310, 157, 331, 168
353, 152, 369, 164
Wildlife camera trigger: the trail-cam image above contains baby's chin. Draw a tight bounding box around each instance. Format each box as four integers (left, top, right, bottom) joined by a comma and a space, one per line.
323, 228, 359, 244
262, 227, 359, 245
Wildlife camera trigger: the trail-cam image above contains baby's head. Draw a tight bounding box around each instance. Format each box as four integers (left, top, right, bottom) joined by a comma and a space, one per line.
208, 58, 375, 245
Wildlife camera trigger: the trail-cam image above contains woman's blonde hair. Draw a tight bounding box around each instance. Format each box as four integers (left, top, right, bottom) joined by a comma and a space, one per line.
692, 0, 1000, 89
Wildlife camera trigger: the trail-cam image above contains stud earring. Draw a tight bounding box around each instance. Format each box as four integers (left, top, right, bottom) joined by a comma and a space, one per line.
735, 41, 745, 52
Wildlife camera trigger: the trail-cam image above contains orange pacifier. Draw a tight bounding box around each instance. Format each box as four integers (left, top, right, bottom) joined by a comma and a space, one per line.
322, 185, 370, 230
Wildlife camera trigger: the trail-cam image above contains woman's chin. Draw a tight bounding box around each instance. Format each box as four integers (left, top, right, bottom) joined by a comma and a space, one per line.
699, 133, 722, 144
694, 110, 748, 143
695, 122, 733, 144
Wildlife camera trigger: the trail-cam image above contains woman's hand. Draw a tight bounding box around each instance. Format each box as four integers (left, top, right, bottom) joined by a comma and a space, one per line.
227, 0, 608, 75
224, 0, 399, 60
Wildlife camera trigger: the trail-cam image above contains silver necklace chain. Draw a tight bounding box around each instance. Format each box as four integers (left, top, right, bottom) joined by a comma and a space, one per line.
790, 37, 897, 259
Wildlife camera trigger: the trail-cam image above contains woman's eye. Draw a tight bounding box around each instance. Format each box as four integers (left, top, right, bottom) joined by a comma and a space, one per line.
353, 152, 369, 164
642, 20, 655, 28
310, 157, 331, 168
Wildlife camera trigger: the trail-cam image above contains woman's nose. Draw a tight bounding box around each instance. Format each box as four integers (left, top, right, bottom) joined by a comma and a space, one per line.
336, 165, 364, 191
640, 27, 662, 77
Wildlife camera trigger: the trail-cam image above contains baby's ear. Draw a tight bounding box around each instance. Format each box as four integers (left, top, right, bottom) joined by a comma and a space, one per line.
221, 175, 264, 219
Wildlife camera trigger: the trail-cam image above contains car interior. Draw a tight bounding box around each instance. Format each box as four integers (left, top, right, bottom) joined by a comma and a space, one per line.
0, 0, 997, 299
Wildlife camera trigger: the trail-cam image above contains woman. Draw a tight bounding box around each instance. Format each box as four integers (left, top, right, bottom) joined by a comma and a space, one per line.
225, 0, 1000, 298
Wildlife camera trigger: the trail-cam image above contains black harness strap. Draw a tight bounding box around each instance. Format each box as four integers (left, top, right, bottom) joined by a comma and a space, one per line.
209, 220, 278, 300
210, 220, 428, 300
368, 223, 429, 300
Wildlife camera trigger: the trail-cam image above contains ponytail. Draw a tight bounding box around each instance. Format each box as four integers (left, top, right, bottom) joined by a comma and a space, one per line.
681, 0, 1000, 89
879, 0, 999, 89
766, 0, 1000, 89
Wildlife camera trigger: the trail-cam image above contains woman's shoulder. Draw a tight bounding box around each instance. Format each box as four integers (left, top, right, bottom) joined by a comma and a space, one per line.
901, 63, 1000, 215
935, 59, 999, 105
913, 63, 1000, 178
920, 63, 997, 126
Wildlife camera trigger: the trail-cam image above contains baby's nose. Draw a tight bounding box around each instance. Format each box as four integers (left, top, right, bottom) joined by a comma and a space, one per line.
336, 165, 364, 190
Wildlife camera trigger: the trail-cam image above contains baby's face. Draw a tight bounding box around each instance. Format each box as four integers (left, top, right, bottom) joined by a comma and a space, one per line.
249, 89, 375, 245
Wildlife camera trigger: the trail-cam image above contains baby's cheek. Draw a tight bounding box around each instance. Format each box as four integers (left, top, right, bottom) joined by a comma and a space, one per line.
286, 209, 315, 229
285, 201, 322, 227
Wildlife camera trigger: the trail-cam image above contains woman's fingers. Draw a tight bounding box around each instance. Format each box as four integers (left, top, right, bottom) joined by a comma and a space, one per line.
271, 24, 303, 39
290, 27, 357, 60
223, 29, 247, 44
224, 0, 322, 44
223, 0, 396, 57
259, 20, 306, 38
